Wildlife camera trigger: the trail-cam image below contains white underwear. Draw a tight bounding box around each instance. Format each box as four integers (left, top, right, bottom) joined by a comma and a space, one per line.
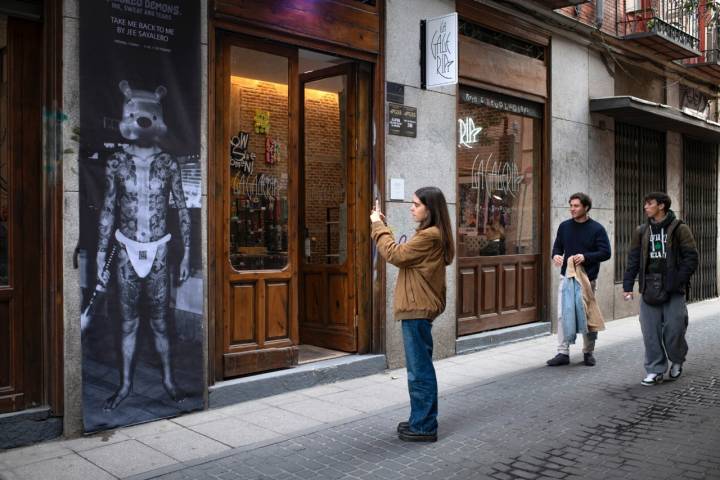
115, 230, 172, 279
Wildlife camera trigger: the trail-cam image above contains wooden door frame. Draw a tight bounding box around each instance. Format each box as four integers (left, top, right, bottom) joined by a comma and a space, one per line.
43, 0, 65, 418
208, 11, 385, 382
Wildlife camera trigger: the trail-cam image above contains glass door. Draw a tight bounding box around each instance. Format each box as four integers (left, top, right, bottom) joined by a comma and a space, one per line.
216, 36, 299, 378
299, 64, 358, 352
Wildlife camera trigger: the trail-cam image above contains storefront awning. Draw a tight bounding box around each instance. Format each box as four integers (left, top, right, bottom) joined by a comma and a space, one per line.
589, 96, 720, 143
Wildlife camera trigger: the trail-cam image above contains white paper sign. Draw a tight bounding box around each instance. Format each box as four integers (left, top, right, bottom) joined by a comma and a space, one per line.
390, 178, 405, 201
425, 13, 458, 88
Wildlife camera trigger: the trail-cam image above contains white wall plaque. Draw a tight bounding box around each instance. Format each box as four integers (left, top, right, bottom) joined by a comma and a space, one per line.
390, 178, 405, 201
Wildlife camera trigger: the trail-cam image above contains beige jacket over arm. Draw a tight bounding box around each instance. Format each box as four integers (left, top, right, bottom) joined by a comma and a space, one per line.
566, 261, 605, 332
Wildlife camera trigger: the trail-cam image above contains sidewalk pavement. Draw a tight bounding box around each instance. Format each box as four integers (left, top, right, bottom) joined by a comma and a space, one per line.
1, 299, 719, 480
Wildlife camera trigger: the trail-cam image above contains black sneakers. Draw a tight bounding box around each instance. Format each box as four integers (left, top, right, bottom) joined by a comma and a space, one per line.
398, 429, 438, 442
546, 353, 570, 366
583, 353, 596, 367
396, 421, 436, 442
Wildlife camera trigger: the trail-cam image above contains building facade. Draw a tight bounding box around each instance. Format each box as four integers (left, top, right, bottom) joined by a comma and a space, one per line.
1, 0, 719, 447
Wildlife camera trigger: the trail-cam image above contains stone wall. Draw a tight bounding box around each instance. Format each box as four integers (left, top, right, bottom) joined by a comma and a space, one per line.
550, 36, 617, 328
384, 0, 457, 368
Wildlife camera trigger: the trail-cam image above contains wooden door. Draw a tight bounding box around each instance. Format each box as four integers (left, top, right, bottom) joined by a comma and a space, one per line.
215, 36, 300, 378
299, 65, 358, 352
0, 17, 44, 413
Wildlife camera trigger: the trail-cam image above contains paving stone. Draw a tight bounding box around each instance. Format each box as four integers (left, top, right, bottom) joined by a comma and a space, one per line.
13, 454, 115, 480
78, 439, 176, 477
6, 309, 720, 480
143, 314, 720, 480
136, 427, 231, 462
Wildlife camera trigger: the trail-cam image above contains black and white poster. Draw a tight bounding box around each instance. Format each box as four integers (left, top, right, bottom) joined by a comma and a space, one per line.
79, 0, 203, 433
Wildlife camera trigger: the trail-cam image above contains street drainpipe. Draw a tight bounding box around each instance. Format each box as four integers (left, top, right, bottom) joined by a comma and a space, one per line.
595, 0, 604, 28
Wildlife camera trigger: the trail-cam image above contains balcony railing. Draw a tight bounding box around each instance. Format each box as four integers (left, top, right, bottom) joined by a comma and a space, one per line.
619, 0, 701, 58
688, 46, 720, 65
684, 27, 720, 78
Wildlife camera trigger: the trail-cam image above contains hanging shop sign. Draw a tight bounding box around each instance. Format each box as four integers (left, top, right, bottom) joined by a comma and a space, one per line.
79, 0, 202, 433
388, 103, 417, 138
421, 12, 458, 89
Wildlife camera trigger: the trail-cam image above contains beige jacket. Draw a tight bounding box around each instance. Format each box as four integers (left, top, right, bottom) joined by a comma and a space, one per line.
566, 261, 605, 332
371, 221, 447, 321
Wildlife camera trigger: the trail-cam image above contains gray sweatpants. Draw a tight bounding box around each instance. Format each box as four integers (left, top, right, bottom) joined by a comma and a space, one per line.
639, 293, 689, 374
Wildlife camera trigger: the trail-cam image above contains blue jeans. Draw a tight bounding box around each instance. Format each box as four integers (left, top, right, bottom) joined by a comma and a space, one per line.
402, 319, 438, 434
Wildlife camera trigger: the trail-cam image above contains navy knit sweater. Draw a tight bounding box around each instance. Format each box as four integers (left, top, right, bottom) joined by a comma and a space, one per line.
551, 218, 611, 281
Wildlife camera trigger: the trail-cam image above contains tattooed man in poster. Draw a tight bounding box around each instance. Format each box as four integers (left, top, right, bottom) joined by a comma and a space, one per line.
97, 80, 190, 410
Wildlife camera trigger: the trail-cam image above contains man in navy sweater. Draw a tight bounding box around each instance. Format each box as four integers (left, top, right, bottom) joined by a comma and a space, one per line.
547, 193, 611, 367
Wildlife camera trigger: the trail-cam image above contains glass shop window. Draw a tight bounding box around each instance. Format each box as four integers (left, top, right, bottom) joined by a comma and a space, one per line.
456, 87, 542, 257
228, 46, 290, 271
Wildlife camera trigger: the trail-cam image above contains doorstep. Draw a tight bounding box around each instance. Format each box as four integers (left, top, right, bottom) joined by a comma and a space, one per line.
209, 354, 387, 409
456, 322, 552, 355
0, 407, 62, 449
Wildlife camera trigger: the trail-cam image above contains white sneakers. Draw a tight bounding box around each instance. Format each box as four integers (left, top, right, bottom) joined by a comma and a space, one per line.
641, 363, 684, 386
669, 362, 683, 379
641, 373, 664, 386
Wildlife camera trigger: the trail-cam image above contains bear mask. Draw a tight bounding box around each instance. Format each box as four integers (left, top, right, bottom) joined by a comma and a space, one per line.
118, 80, 168, 144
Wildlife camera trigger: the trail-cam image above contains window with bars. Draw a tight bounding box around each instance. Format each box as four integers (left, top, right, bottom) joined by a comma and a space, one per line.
683, 138, 718, 302
458, 20, 546, 61
614, 123, 667, 282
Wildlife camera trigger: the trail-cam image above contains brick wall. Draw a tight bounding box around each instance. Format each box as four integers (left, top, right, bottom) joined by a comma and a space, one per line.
556, 0, 620, 37
304, 90, 344, 265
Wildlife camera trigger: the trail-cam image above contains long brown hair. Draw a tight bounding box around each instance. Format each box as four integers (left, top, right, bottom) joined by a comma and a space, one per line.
415, 186, 455, 265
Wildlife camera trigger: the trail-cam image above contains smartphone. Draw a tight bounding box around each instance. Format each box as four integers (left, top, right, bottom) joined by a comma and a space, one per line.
374, 197, 380, 212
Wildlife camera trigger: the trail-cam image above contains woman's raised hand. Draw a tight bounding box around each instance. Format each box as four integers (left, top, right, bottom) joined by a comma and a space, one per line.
370, 199, 385, 223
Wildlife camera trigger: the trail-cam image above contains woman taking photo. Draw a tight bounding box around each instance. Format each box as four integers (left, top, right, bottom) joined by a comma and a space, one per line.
370, 186, 455, 443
